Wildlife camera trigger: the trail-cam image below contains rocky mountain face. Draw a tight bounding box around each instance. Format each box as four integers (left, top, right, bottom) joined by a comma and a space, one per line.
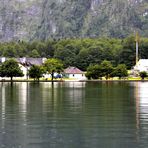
0, 0, 42, 41
0, 0, 147, 41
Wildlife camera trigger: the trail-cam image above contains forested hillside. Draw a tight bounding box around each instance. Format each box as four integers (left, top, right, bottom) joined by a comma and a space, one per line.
0, 36, 148, 69
0, 0, 147, 41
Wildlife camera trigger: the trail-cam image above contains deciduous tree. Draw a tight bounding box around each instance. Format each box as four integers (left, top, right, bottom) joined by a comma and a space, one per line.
111, 64, 128, 79
43, 58, 63, 81
28, 65, 45, 81
139, 71, 147, 80
86, 64, 102, 79
100, 60, 113, 80
0, 59, 24, 81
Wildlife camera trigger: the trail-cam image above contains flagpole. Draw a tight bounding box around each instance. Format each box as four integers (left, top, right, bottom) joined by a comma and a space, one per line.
135, 32, 139, 65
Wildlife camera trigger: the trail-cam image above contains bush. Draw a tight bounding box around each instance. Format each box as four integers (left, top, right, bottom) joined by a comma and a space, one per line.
139, 71, 147, 80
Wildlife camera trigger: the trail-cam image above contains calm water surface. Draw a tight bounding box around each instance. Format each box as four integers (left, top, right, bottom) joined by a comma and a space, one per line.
0, 82, 148, 148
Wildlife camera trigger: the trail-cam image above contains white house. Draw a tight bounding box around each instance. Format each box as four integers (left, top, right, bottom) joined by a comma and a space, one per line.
16, 57, 47, 79
19, 63, 28, 79
64, 66, 87, 80
0, 57, 47, 80
134, 59, 148, 72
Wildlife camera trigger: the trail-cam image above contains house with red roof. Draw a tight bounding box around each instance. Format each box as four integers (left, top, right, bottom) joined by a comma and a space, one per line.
64, 66, 87, 80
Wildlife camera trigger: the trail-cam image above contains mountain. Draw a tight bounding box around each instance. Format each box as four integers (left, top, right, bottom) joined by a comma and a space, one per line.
0, 0, 147, 41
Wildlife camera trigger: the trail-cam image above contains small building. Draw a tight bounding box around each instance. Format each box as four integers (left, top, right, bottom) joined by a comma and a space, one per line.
134, 59, 148, 72
17, 57, 47, 79
0, 57, 47, 80
64, 66, 87, 80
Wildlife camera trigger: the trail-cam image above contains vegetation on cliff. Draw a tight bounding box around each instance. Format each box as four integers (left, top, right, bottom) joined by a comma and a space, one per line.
0, 0, 147, 41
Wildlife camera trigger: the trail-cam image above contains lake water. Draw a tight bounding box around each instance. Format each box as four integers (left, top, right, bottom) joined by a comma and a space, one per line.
0, 82, 148, 148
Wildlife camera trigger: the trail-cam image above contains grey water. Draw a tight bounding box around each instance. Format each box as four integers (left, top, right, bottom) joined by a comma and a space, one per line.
0, 82, 148, 148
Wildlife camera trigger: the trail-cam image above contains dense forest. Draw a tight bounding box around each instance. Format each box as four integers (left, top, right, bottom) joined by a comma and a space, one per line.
0, 35, 148, 70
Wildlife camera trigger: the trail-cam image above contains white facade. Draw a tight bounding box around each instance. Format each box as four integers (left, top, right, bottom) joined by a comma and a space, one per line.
64, 66, 87, 80
19, 64, 28, 79
134, 59, 148, 72
0, 57, 46, 80
0, 64, 28, 80
66, 73, 86, 80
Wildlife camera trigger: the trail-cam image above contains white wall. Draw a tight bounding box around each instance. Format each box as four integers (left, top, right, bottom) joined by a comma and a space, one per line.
135, 60, 148, 72
0, 64, 28, 80
19, 64, 28, 79
67, 73, 87, 80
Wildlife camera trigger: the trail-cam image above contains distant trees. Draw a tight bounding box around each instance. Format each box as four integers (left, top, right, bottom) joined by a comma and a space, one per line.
85, 64, 102, 80
118, 35, 136, 69
100, 60, 113, 80
86, 60, 113, 80
111, 64, 128, 79
86, 60, 128, 80
0, 59, 24, 81
0, 36, 147, 71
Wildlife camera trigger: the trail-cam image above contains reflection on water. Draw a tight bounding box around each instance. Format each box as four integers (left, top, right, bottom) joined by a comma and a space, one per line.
0, 82, 148, 148
133, 82, 148, 119
133, 82, 148, 147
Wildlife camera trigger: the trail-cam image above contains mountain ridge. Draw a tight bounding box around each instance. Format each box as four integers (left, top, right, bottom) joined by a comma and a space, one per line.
0, 0, 147, 41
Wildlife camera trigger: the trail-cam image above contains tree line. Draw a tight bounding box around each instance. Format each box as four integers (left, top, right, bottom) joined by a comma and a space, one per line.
86, 60, 128, 80
0, 35, 147, 71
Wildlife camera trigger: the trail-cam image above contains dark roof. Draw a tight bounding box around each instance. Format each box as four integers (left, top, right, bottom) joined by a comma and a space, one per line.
15, 58, 45, 65
0, 57, 46, 66
26, 58, 44, 65
15, 58, 24, 63
64, 67, 84, 74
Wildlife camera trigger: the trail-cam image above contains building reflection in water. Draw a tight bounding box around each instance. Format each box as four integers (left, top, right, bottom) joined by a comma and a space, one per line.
133, 82, 148, 120
41, 82, 61, 113
63, 82, 85, 111
133, 82, 148, 145
0, 82, 28, 147
138, 82, 148, 124
1, 82, 148, 147
41, 82, 86, 114
0, 83, 6, 133
18, 82, 28, 116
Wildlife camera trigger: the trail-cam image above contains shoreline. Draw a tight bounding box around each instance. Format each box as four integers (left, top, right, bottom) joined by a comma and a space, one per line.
0, 79, 147, 82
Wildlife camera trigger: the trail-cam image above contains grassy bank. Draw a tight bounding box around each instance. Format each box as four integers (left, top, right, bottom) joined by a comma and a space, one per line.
0, 77, 148, 82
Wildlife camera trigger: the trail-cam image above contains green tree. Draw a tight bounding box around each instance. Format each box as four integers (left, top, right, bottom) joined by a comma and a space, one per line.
54, 39, 81, 68
54, 47, 76, 67
76, 48, 90, 71
43, 58, 63, 81
139, 71, 147, 80
30, 49, 40, 58
86, 64, 102, 80
2, 45, 17, 57
119, 35, 136, 69
0, 59, 24, 81
111, 64, 128, 79
44, 40, 56, 57
28, 65, 44, 81
100, 60, 113, 80
139, 38, 148, 59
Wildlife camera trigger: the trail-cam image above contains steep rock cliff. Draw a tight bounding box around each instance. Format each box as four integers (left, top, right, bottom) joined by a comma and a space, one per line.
0, 0, 147, 41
